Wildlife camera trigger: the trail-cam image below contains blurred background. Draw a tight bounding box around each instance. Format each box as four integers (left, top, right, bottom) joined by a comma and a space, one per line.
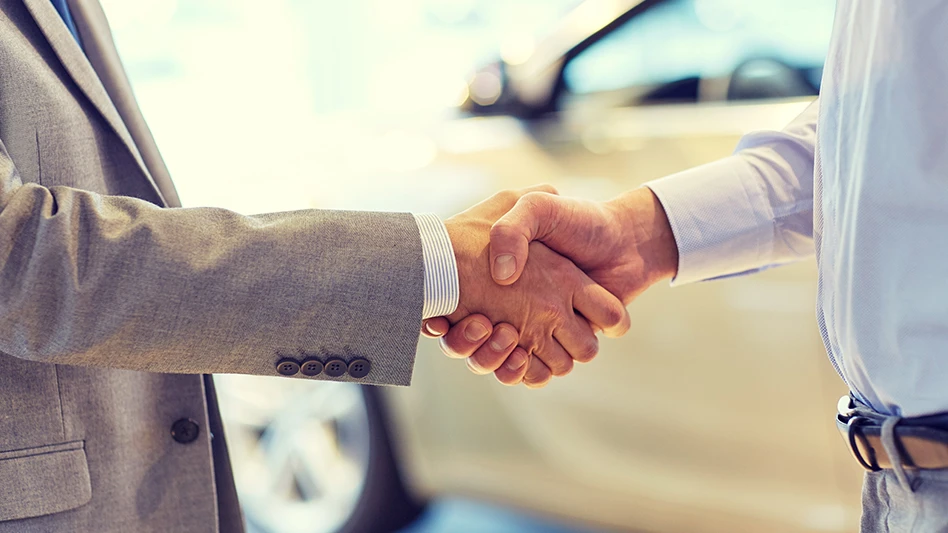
101, 0, 865, 531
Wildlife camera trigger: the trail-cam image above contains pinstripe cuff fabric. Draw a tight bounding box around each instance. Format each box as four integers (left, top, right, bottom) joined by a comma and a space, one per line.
412, 213, 460, 319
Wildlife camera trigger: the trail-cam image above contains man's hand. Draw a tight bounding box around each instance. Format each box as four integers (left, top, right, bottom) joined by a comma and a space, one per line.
423, 313, 532, 386
434, 187, 631, 387
489, 187, 679, 305
427, 188, 679, 385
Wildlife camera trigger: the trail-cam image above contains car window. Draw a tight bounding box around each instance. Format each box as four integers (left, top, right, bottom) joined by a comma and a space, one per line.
562, 0, 836, 103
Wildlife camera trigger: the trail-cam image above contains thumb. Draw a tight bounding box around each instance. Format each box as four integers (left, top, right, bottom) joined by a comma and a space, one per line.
489, 192, 560, 285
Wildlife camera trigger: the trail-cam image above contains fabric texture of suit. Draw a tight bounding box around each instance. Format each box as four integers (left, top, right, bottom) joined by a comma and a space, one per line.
0, 0, 426, 530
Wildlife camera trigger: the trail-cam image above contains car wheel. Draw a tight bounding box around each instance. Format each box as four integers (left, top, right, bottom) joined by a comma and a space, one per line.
214, 375, 423, 533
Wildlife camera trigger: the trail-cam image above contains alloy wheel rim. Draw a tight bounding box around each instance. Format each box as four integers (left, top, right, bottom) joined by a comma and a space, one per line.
214, 375, 372, 533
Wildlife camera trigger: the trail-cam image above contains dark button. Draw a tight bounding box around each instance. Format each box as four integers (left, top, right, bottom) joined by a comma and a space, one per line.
300, 358, 324, 377
171, 418, 200, 444
348, 359, 371, 379
276, 358, 300, 376
324, 359, 347, 378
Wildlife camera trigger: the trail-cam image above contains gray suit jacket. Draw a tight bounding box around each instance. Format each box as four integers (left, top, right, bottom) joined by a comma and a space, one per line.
0, 0, 425, 531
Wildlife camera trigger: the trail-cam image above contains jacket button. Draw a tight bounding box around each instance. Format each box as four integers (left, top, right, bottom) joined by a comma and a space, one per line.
300, 359, 323, 377
276, 359, 300, 376
348, 359, 371, 379
171, 418, 200, 444
324, 359, 346, 378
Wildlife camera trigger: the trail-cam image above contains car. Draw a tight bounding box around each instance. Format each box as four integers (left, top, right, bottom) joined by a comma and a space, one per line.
204, 0, 865, 531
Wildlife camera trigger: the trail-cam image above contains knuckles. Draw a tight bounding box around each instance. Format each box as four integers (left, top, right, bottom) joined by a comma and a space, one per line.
522, 355, 551, 385
602, 302, 629, 333
493, 189, 521, 206
529, 184, 559, 196
573, 337, 599, 363
520, 191, 553, 214
523, 375, 551, 388
488, 221, 517, 242
552, 357, 574, 377
536, 299, 569, 325
533, 339, 574, 377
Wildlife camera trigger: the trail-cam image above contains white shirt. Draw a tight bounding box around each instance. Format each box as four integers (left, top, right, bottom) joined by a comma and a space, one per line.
413, 213, 459, 320
647, 0, 948, 417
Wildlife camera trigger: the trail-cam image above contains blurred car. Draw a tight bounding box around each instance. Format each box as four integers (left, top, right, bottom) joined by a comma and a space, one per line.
212, 0, 866, 532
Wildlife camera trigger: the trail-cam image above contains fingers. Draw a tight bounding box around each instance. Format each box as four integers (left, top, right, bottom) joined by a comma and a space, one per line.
553, 317, 599, 364
489, 191, 562, 286
533, 338, 574, 377
493, 347, 530, 385
572, 278, 631, 338
436, 315, 493, 359
466, 324, 520, 374
431, 316, 527, 385
421, 317, 450, 338
522, 355, 553, 388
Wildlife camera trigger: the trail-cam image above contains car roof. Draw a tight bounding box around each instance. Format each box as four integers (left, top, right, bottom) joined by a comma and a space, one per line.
517, 0, 664, 72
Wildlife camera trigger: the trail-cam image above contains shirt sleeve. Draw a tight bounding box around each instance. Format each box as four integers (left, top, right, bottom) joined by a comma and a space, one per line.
412, 213, 460, 319
644, 99, 819, 286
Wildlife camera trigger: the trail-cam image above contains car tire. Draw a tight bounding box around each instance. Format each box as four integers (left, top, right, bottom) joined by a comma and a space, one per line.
216, 375, 425, 533
336, 385, 425, 533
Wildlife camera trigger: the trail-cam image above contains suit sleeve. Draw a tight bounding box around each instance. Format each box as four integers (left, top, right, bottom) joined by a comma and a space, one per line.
0, 139, 424, 386
644, 99, 819, 285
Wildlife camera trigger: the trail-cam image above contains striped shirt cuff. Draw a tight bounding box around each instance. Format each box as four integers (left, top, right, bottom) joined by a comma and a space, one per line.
412, 213, 460, 319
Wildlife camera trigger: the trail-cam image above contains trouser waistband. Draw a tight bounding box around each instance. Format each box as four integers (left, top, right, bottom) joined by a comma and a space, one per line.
836, 394, 948, 486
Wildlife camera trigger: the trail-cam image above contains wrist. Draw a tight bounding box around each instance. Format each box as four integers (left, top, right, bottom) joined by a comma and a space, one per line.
605, 187, 679, 284
441, 216, 480, 323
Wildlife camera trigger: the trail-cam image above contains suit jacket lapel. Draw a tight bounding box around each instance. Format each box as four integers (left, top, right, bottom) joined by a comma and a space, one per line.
21, 0, 169, 206
67, 0, 181, 207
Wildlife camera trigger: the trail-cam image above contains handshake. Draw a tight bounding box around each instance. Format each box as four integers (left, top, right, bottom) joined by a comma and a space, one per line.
422, 185, 679, 388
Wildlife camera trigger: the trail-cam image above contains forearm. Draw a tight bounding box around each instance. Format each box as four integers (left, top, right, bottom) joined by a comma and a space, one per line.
640, 100, 819, 285
0, 180, 424, 384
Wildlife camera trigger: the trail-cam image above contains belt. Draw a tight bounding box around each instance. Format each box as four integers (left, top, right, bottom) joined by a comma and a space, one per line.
836, 395, 948, 471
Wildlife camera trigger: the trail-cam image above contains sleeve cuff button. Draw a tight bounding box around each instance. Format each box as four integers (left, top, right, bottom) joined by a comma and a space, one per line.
324, 359, 347, 378
276, 359, 300, 376
348, 359, 371, 379
300, 359, 324, 377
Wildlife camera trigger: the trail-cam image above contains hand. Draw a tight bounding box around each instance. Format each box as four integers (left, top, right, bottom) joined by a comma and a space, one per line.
428, 188, 679, 384
435, 187, 631, 387
423, 315, 558, 388
422, 314, 530, 385
488, 187, 679, 304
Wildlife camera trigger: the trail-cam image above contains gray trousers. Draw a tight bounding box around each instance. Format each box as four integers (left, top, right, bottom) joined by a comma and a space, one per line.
862, 468, 948, 532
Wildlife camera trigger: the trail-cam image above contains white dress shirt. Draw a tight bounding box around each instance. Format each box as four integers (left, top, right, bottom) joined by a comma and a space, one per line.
413, 214, 459, 320
647, 1, 948, 417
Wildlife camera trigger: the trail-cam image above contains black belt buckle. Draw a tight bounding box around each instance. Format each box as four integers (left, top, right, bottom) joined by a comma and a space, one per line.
837, 395, 882, 472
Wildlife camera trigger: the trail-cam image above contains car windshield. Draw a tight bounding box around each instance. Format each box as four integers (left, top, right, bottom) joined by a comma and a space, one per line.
564, 0, 836, 95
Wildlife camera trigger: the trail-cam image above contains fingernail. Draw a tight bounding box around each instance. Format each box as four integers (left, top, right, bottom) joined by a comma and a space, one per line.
467, 357, 486, 374
464, 321, 489, 342
423, 322, 439, 336
494, 255, 516, 281
490, 329, 516, 352
505, 352, 526, 371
